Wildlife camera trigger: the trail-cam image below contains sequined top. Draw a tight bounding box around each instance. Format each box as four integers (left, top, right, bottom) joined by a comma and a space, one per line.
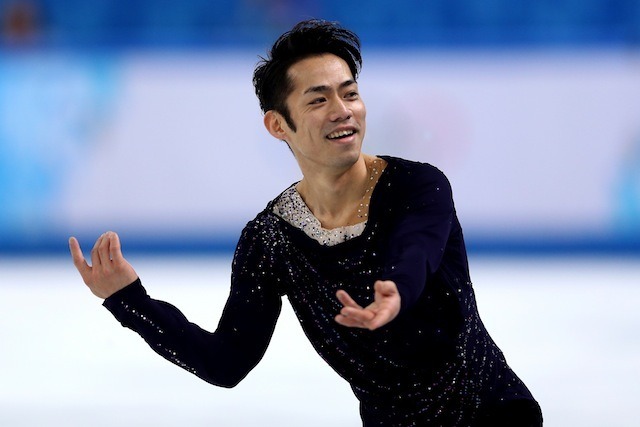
104, 156, 538, 426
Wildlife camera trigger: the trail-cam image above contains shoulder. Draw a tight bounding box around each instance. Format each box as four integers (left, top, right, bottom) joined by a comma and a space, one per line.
381, 156, 449, 181
379, 155, 452, 196
237, 185, 295, 246
240, 207, 280, 241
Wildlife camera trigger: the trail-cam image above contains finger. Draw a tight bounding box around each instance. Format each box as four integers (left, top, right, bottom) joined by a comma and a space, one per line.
336, 289, 362, 309
97, 232, 113, 268
108, 232, 123, 263
366, 307, 393, 330
69, 237, 91, 278
340, 306, 375, 323
90, 234, 104, 268
335, 313, 366, 328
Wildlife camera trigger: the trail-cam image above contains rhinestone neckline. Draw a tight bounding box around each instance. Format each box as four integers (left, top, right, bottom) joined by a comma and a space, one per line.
273, 157, 384, 246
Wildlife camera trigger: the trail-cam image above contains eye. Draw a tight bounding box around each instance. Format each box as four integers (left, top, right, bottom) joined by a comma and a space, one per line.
345, 91, 359, 99
309, 97, 326, 105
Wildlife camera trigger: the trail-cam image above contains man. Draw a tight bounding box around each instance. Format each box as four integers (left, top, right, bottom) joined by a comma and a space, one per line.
70, 19, 542, 426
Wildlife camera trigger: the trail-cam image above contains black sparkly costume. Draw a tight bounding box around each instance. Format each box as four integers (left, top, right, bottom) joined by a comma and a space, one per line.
104, 156, 541, 426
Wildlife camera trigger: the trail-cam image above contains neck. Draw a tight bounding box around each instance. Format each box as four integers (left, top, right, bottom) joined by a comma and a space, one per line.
296, 154, 381, 229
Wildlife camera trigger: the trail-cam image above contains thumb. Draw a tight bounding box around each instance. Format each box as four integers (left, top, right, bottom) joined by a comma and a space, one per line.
374, 280, 397, 296
69, 237, 92, 281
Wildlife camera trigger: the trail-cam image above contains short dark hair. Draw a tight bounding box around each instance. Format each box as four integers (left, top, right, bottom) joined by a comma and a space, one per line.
253, 19, 362, 131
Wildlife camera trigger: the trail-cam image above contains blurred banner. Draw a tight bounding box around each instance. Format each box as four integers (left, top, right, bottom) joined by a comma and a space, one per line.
1, 50, 638, 254
0, 0, 639, 254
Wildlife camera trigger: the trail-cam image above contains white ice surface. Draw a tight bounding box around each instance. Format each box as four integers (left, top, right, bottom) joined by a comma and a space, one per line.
0, 255, 638, 426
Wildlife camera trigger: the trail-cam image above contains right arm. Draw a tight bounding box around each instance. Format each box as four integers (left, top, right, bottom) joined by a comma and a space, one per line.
69, 231, 282, 387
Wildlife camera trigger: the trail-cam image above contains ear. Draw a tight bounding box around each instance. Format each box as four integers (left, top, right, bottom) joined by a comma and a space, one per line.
263, 110, 289, 141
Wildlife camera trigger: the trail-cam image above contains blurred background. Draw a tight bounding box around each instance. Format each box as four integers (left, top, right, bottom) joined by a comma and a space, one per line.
0, 0, 638, 254
0, 1, 639, 426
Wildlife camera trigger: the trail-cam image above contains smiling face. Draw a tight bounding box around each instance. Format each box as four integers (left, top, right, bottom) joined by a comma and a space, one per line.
264, 53, 367, 175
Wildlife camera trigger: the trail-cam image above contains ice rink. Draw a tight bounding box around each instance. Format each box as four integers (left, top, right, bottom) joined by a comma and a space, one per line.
1, 254, 638, 426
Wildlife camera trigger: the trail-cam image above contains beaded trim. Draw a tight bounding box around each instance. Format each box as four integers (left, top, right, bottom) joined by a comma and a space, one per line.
273, 186, 367, 246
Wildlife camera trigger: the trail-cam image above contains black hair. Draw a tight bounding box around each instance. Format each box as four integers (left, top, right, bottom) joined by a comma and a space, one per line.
253, 19, 362, 131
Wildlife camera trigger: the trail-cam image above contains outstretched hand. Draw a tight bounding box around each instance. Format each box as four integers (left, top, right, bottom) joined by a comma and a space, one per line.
69, 231, 138, 299
335, 280, 401, 330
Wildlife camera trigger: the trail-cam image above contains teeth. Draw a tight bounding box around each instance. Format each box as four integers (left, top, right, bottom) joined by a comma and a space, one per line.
327, 129, 354, 139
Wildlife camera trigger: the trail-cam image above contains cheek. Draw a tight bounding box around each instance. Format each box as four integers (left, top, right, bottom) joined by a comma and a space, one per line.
303, 117, 324, 136
356, 102, 366, 120
358, 105, 367, 135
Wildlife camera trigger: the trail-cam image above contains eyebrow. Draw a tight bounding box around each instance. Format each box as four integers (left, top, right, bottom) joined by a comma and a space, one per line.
303, 79, 357, 95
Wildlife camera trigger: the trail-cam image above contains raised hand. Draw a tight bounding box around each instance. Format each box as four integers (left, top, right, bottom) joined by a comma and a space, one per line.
334, 280, 401, 330
69, 231, 138, 299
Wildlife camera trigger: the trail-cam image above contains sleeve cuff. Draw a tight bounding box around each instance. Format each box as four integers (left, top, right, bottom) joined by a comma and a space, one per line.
102, 278, 146, 313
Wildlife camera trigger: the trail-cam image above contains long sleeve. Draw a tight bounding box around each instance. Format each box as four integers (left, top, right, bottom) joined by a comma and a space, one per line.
379, 161, 456, 313
103, 226, 283, 388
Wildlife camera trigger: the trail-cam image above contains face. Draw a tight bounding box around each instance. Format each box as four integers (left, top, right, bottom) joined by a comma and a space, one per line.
265, 53, 367, 174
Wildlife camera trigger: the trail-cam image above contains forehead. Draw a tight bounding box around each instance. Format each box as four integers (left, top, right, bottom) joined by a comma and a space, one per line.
287, 54, 354, 93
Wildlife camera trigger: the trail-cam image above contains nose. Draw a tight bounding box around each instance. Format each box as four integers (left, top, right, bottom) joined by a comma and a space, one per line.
329, 97, 351, 122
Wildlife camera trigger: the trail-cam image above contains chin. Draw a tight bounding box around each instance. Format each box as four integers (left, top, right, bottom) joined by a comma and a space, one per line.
332, 149, 362, 169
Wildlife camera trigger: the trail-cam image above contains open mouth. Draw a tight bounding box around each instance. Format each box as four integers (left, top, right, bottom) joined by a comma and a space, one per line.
327, 129, 356, 140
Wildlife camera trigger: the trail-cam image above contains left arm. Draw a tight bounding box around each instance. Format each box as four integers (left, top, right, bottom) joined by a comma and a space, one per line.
335, 164, 455, 330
